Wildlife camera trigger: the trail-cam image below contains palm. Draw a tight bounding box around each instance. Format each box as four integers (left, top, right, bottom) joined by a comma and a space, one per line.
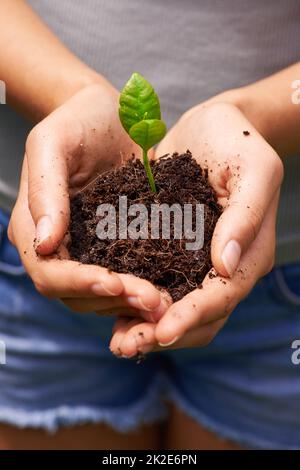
44, 84, 139, 196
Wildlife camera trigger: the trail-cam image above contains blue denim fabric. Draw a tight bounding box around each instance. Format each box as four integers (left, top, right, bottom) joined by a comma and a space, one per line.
0, 208, 300, 449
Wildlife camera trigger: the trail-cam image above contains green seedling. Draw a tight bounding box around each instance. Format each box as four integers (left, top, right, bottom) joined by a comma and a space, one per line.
119, 72, 167, 192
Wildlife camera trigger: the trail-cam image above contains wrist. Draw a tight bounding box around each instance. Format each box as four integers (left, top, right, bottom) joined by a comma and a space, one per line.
44, 71, 117, 119
213, 87, 280, 152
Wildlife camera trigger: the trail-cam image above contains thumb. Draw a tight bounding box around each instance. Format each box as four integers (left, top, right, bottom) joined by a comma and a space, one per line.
211, 202, 261, 278
26, 129, 70, 256
211, 171, 280, 278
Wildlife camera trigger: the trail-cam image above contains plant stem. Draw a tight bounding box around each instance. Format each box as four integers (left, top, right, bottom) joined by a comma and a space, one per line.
143, 148, 157, 193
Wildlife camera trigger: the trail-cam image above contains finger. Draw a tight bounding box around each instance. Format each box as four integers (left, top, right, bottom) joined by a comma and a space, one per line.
62, 296, 163, 322
155, 196, 278, 346
118, 274, 172, 321
13, 165, 166, 304
111, 315, 227, 357
11, 184, 124, 298
109, 318, 142, 357
159, 317, 227, 350
12, 173, 172, 309
154, 275, 238, 347
33, 259, 126, 298
62, 297, 140, 313
112, 316, 130, 335
95, 307, 138, 317
25, 114, 77, 255
116, 321, 157, 358
211, 146, 283, 277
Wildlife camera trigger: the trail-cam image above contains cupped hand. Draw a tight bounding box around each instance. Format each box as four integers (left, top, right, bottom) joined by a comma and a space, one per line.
109, 101, 283, 357
8, 84, 169, 320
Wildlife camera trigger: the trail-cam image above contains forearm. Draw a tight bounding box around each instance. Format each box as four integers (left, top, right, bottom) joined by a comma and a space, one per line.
222, 62, 300, 157
0, 0, 113, 121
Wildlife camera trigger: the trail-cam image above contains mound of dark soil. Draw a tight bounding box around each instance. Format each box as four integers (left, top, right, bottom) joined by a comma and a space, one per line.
69, 151, 222, 301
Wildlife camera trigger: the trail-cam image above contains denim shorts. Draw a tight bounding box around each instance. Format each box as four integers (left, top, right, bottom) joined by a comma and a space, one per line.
1, 208, 300, 449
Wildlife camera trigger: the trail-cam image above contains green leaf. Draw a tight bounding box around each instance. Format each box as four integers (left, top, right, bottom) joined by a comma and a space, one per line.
119, 72, 162, 133
129, 119, 167, 151
118, 73, 167, 192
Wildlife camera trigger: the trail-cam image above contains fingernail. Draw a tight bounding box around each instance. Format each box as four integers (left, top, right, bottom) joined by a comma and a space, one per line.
158, 336, 179, 347
102, 272, 123, 296
91, 282, 118, 296
151, 297, 169, 322
127, 296, 154, 312
221, 240, 241, 277
35, 216, 53, 247
138, 310, 155, 323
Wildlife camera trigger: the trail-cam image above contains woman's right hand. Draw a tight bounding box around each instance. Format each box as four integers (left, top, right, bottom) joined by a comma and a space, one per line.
8, 83, 170, 321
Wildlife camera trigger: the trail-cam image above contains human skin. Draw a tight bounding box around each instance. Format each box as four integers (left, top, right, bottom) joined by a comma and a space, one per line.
9, 84, 169, 322
110, 64, 300, 356
110, 100, 282, 356
2, 0, 169, 320
2, 0, 300, 450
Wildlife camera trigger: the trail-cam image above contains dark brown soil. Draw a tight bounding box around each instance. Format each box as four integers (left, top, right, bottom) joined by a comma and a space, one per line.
68, 152, 222, 301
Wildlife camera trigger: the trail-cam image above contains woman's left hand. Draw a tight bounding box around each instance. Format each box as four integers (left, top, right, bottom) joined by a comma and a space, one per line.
109, 100, 283, 358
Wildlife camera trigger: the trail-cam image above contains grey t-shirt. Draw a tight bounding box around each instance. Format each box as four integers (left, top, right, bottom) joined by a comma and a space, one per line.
0, 0, 299, 264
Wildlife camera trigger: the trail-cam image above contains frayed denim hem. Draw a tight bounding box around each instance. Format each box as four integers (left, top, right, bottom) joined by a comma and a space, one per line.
0, 379, 167, 434
167, 386, 299, 450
